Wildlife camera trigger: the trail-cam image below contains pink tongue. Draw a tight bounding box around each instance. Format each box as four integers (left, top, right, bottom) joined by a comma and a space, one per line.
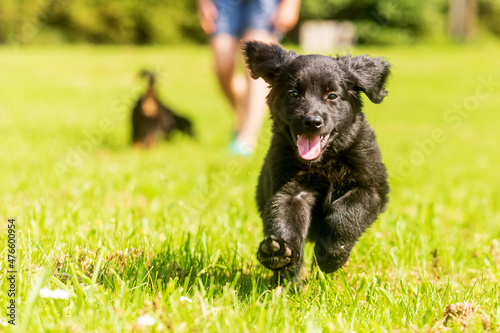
297, 135, 321, 160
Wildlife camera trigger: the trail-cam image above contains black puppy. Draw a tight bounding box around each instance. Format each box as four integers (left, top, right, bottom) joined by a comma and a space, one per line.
243, 41, 390, 284
131, 70, 193, 147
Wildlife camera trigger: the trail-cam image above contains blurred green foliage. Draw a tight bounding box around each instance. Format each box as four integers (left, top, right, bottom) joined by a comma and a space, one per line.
478, 0, 500, 36
0, 0, 206, 44
0, 0, 499, 44
301, 0, 449, 44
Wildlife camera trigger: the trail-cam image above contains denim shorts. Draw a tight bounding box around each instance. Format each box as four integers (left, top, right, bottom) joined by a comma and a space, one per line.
213, 0, 281, 38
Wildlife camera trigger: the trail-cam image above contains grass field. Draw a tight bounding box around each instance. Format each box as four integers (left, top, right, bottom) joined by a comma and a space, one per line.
1, 42, 500, 332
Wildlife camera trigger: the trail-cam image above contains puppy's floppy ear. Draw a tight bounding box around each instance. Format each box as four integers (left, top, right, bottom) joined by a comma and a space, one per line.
337, 54, 391, 104
243, 41, 297, 84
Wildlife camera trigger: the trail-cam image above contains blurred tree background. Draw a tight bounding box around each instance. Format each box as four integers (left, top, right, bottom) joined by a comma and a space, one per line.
0, 0, 498, 45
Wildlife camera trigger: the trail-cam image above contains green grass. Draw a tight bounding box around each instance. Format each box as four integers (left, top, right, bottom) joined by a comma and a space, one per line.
1, 42, 500, 332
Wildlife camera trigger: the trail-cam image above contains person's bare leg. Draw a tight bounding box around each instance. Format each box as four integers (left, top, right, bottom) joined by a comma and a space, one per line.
237, 30, 279, 151
231, 73, 248, 131
211, 34, 247, 131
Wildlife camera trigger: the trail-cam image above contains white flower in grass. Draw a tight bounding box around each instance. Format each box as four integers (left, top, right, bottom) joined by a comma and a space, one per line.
39, 287, 70, 299
39, 287, 52, 298
179, 296, 192, 303
136, 314, 156, 327
51, 289, 70, 299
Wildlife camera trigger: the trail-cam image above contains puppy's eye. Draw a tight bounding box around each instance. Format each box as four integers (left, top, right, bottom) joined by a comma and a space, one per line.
327, 93, 338, 100
288, 91, 299, 98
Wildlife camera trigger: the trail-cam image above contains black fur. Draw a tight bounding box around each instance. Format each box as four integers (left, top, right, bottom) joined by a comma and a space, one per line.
131, 70, 193, 147
243, 41, 390, 283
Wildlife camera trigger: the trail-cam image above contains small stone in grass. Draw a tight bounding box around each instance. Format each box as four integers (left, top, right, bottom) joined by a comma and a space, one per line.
442, 303, 490, 330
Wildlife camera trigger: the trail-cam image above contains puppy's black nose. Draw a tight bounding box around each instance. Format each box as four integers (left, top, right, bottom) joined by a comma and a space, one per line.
303, 115, 323, 129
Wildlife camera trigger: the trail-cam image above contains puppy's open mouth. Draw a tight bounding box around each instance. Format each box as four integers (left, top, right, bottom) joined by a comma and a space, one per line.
295, 134, 330, 161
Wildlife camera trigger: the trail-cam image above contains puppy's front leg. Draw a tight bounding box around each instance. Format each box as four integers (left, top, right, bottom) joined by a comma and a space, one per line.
258, 186, 317, 282
314, 187, 384, 273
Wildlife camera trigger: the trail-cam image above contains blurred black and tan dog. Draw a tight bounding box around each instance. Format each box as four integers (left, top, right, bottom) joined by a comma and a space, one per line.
243, 41, 391, 285
131, 70, 193, 148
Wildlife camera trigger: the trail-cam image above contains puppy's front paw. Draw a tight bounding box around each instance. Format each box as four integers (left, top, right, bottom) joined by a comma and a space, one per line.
257, 236, 293, 270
